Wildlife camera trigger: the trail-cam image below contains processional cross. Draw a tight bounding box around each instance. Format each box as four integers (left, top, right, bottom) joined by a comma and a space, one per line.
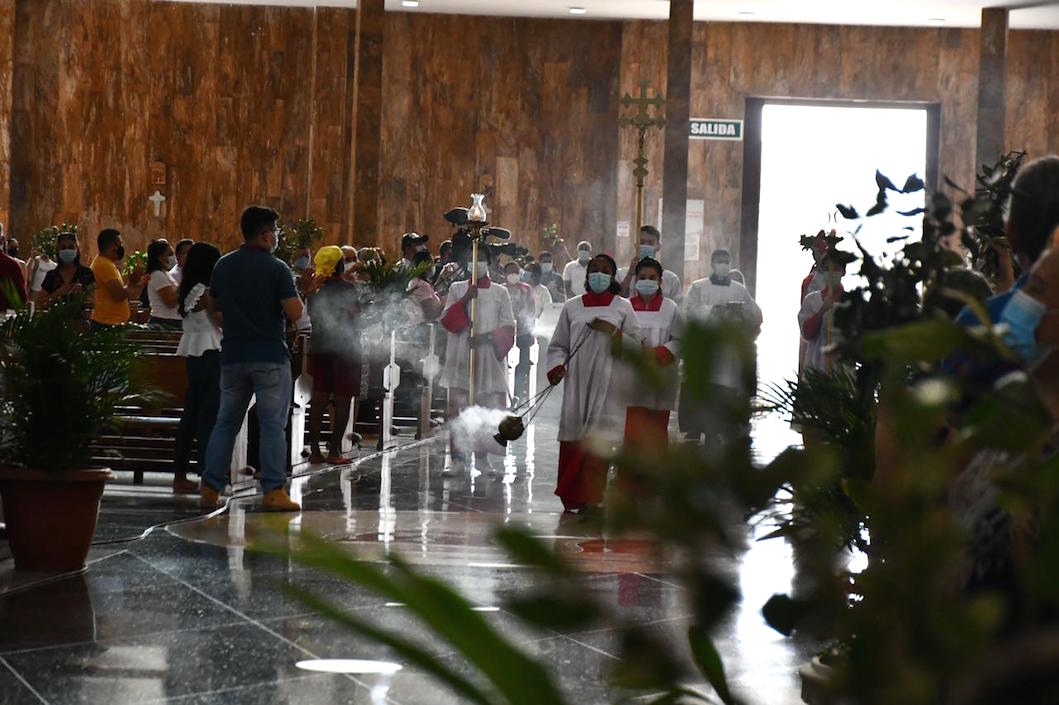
618, 80, 666, 251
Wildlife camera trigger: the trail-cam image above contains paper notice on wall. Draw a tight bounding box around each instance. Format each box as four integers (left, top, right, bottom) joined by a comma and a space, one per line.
616, 220, 630, 242
657, 198, 664, 232
685, 199, 704, 261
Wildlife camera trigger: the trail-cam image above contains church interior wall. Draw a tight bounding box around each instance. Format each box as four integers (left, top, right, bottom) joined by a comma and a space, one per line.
0, 2, 1055, 271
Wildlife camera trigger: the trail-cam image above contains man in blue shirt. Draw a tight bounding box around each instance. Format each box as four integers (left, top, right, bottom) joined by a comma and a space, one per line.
201, 206, 305, 511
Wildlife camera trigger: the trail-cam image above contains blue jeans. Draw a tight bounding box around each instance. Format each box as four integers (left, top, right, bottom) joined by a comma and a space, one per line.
204, 362, 291, 492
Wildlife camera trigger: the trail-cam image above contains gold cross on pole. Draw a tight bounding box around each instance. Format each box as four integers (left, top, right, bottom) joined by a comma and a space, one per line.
619, 79, 666, 251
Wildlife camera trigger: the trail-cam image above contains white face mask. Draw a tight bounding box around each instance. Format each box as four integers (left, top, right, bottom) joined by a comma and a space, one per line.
506, 273, 520, 285
166, 255, 178, 270
577, 250, 591, 264
541, 262, 553, 274
713, 263, 731, 277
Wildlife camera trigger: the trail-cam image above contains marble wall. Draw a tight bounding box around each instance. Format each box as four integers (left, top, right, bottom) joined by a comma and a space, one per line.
2, 2, 1057, 267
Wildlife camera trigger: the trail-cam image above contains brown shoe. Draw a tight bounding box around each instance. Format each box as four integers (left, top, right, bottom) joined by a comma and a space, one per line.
262, 488, 301, 512
308, 451, 327, 465
200, 485, 221, 509
173, 477, 199, 495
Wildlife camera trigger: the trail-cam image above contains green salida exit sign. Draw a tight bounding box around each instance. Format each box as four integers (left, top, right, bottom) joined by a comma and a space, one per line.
689, 118, 743, 141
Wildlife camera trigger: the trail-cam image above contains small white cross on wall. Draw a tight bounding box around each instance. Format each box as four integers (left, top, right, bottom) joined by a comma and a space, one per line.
149, 190, 166, 217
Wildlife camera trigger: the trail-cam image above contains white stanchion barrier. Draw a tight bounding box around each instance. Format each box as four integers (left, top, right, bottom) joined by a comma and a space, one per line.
380, 330, 400, 450
419, 324, 439, 439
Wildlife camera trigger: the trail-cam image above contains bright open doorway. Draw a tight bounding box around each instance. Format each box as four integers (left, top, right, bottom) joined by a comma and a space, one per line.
753, 102, 931, 393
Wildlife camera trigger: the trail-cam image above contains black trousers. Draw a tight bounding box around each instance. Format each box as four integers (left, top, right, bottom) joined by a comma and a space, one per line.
174, 350, 221, 474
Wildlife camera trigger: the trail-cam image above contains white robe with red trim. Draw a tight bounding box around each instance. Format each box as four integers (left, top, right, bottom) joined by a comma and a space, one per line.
439, 278, 515, 398
629, 295, 682, 411
546, 293, 641, 443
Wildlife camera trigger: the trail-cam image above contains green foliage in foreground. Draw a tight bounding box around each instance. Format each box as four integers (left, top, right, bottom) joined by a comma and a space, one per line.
0, 296, 144, 471
257, 155, 1059, 704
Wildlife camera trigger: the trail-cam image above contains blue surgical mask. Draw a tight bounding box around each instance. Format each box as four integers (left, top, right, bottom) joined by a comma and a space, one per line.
1000, 289, 1047, 364
577, 250, 591, 264
587, 272, 612, 294
520, 271, 532, 283
58, 249, 77, 264
541, 262, 553, 274
294, 255, 311, 271
635, 279, 660, 296
713, 263, 731, 278
639, 244, 656, 259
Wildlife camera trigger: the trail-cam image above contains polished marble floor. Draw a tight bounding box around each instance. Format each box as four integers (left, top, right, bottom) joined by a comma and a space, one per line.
0, 394, 813, 705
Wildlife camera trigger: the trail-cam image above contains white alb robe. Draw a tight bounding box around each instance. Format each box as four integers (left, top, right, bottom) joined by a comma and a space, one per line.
628, 296, 682, 411
798, 289, 842, 376
682, 277, 762, 390
439, 279, 515, 398
546, 294, 641, 443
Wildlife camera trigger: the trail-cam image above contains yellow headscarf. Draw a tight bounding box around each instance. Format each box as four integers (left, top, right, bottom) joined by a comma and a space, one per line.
314, 245, 343, 278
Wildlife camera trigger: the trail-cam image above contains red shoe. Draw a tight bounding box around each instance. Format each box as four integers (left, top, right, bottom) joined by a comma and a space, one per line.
326, 453, 354, 465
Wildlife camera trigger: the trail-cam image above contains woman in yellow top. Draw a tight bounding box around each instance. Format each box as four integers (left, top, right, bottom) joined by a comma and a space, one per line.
90, 229, 145, 330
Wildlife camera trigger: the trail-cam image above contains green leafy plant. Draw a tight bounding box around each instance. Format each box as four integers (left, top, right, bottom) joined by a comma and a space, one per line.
958, 151, 1026, 284
361, 256, 432, 295
31, 223, 77, 260
120, 249, 147, 278
0, 296, 144, 471
275, 218, 325, 266
258, 158, 1059, 705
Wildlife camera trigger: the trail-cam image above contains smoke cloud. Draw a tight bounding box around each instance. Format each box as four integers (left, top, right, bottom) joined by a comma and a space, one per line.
450, 405, 509, 456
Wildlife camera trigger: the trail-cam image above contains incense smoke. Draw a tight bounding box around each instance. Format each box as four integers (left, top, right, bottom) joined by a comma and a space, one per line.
450, 405, 509, 456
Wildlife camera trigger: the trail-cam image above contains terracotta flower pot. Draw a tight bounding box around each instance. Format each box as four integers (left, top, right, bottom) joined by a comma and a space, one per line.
0, 468, 111, 572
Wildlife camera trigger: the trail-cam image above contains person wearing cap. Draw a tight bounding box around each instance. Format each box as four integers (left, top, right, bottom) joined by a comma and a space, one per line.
399, 232, 429, 271
563, 241, 592, 297
305, 245, 362, 465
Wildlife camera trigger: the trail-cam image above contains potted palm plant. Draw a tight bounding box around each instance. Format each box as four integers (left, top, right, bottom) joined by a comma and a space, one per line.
0, 293, 141, 571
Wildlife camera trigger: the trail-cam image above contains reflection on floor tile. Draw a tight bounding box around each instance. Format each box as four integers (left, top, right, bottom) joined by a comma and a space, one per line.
0, 392, 810, 705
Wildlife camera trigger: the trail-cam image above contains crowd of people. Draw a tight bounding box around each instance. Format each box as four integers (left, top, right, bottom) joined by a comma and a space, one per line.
0, 206, 768, 514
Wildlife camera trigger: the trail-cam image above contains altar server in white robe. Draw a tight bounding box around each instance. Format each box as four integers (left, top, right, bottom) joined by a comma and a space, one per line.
679, 249, 762, 444
798, 250, 846, 377
624, 257, 682, 452
546, 254, 641, 512
439, 248, 516, 456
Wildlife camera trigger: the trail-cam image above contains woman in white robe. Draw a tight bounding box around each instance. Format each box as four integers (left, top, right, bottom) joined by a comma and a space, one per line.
546, 254, 640, 512
624, 258, 682, 453
439, 251, 515, 458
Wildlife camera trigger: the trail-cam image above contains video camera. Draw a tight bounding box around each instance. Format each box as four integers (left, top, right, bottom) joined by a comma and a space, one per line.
443, 207, 528, 266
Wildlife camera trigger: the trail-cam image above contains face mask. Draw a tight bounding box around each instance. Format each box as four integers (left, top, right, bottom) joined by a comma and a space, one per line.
520, 271, 532, 283
713, 263, 731, 277
506, 273, 520, 285
588, 272, 612, 294
474, 261, 489, 277
417, 245, 428, 253
58, 249, 77, 264
635, 279, 660, 296
269, 231, 279, 254
577, 250, 591, 264
166, 255, 178, 270
1000, 289, 1049, 364
294, 256, 311, 271
115, 245, 126, 261
639, 244, 656, 259
541, 262, 553, 274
